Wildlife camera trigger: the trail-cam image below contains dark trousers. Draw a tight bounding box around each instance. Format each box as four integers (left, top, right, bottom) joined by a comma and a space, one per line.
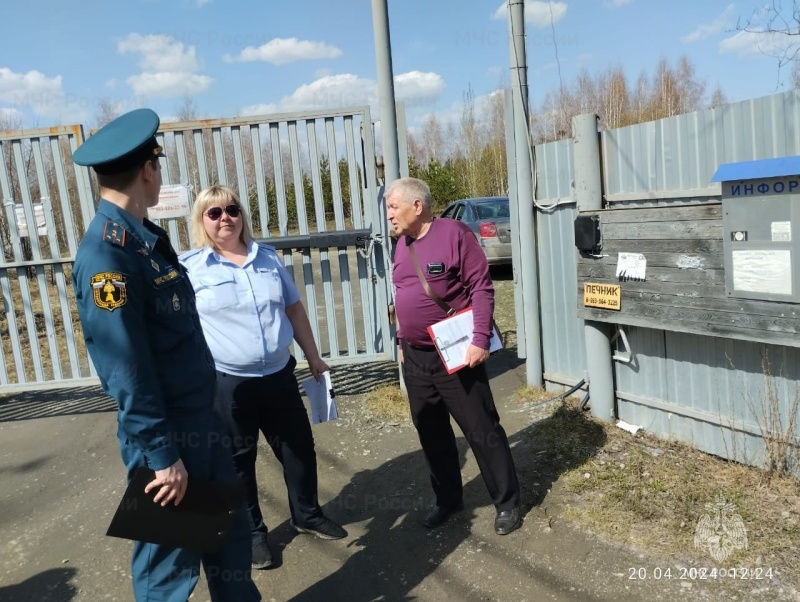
402, 341, 520, 511
217, 357, 324, 543
122, 414, 260, 601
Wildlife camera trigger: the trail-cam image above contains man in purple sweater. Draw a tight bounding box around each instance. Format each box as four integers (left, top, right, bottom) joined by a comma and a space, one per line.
386, 177, 522, 536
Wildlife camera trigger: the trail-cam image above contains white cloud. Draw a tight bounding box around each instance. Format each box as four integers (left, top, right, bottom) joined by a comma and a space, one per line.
126, 72, 213, 98
604, 0, 633, 7
241, 71, 445, 116
0, 107, 25, 125
224, 37, 343, 65
683, 4, 736, 43
719, 30, 789, 57
0, 67, 90, 123
394, 71, 446, 103
492, 1, 567, 28
117, 33, 212, 99
118, 34, 202, 72
0, 68, 63, 107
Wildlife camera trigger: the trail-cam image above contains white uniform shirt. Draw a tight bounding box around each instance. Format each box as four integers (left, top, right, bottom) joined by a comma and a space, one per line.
180, 240, 301, 377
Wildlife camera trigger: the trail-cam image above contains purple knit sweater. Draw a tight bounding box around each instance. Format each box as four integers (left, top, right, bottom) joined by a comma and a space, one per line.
393, 218, 494, 349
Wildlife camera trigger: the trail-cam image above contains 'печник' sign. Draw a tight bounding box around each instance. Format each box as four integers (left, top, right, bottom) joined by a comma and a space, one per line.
583, 283, 621, 310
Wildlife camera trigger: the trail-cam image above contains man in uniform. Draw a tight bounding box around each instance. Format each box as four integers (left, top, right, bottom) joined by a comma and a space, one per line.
71, 108, 261, 601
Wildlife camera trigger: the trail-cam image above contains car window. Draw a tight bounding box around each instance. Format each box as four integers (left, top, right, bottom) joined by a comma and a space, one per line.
453, 204, 465, 220
441, 205, 456, 219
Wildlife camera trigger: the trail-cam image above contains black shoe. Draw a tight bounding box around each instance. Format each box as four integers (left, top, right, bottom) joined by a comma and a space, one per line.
423, 501, 464, 528
251, 539, 273, 569
290, 518, 347, 540
494, 507, 522, 535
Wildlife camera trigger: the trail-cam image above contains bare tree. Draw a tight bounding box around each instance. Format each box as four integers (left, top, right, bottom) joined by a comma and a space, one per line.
738, 1, 800, 74
710, 84, 728, 108
597, 66, 630, 129
94, 98, 122, 129
176, 94, 198, 122
459, 85, 482, 197
421, 114, 445, 165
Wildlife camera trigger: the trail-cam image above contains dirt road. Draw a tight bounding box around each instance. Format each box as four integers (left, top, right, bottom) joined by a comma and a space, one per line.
0, 357, 783, 601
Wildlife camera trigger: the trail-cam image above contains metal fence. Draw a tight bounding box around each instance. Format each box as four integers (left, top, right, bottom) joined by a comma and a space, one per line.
528, 89, 800, 467
0, 106, 395, 393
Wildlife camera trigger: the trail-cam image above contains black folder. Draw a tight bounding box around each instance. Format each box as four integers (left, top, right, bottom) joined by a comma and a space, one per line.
106, 467, 245, 553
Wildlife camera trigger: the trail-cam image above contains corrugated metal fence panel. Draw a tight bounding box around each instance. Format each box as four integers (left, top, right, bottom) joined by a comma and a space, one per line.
601, 90, 800, 465
603, 90, 800, 205
533, 138, 587, 386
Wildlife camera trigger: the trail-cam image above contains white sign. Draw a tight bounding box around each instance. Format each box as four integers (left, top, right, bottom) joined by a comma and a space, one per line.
15, 204, 47, 237
771, 221, 792, 242
615, 252, 646, 281
732, 249, 791, 295
149, 184, 191, 220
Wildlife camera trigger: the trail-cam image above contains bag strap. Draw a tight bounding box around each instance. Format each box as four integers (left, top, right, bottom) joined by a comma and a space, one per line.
407, 242, 456, 316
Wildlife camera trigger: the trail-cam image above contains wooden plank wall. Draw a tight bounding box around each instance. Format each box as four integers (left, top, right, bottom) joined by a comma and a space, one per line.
576, 203, 800, 348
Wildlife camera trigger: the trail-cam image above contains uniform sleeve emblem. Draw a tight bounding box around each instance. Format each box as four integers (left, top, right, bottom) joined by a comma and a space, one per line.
91, 272, 128, 311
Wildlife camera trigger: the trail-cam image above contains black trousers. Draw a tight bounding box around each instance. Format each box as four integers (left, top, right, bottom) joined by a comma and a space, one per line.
217, 357, 324, 543
402, 341, 520, 511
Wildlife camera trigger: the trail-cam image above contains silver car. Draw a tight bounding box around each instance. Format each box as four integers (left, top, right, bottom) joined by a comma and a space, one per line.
440, 196, 511, 265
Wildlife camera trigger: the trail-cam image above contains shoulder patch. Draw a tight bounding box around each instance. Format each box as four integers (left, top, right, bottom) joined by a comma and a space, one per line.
91, 272, 127, 311
102, 221, 126, 247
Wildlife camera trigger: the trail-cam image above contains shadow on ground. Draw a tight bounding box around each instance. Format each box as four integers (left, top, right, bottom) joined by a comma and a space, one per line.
0, 386, 114, 422
277, 404, 606, 601
0, 567, 78, 601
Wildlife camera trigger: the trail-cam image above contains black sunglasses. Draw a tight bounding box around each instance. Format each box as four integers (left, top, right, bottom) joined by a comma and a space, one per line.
204, 204, 241, 220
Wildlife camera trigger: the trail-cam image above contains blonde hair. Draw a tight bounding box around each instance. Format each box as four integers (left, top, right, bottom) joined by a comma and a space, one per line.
190, 185, 253, 249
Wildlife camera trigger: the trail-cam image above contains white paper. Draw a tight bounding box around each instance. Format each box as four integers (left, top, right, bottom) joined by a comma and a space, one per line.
428, 309, 503, 373
301, 371, 338, 424
616, 252, 646, 281
149, 184, 192, 220
14, 203, 47, 237
616, 420, 641, 435
732, 249, 792, 295
771, 221, 792, 242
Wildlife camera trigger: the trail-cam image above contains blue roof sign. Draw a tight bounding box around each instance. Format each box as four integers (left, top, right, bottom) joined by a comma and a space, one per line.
711, 156, 800, 182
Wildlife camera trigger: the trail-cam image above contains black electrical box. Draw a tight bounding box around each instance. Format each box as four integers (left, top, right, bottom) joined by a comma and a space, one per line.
574, 215, 601, 252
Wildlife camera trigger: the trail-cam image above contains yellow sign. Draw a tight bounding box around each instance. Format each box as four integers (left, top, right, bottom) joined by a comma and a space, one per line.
583, 283, 621, 311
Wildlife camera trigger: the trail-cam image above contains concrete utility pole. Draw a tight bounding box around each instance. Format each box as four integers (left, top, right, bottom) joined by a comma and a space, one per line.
508, 0, 543, 387
371, 0, 404, 392
372, 0, 401, 185
573, 113, 615, 422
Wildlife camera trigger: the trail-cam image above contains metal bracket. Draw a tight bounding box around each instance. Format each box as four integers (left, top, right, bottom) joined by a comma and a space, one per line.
256, 228, 374, 252
611, 326, 632, 364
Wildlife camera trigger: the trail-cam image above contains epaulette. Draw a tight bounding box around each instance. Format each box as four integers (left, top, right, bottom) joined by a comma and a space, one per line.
102, 221, 126, 247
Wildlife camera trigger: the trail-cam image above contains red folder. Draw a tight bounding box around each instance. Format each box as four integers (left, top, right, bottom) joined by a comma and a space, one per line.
426, 307, 503, 374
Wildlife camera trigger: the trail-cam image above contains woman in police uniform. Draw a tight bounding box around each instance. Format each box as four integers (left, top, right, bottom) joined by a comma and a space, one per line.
180, 185, 347, 571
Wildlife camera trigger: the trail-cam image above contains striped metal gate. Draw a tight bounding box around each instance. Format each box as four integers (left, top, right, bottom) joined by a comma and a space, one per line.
0, 106, 395, 393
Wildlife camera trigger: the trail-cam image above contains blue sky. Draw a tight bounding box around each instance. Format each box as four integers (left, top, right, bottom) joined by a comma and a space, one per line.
1, 1, 796, 131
